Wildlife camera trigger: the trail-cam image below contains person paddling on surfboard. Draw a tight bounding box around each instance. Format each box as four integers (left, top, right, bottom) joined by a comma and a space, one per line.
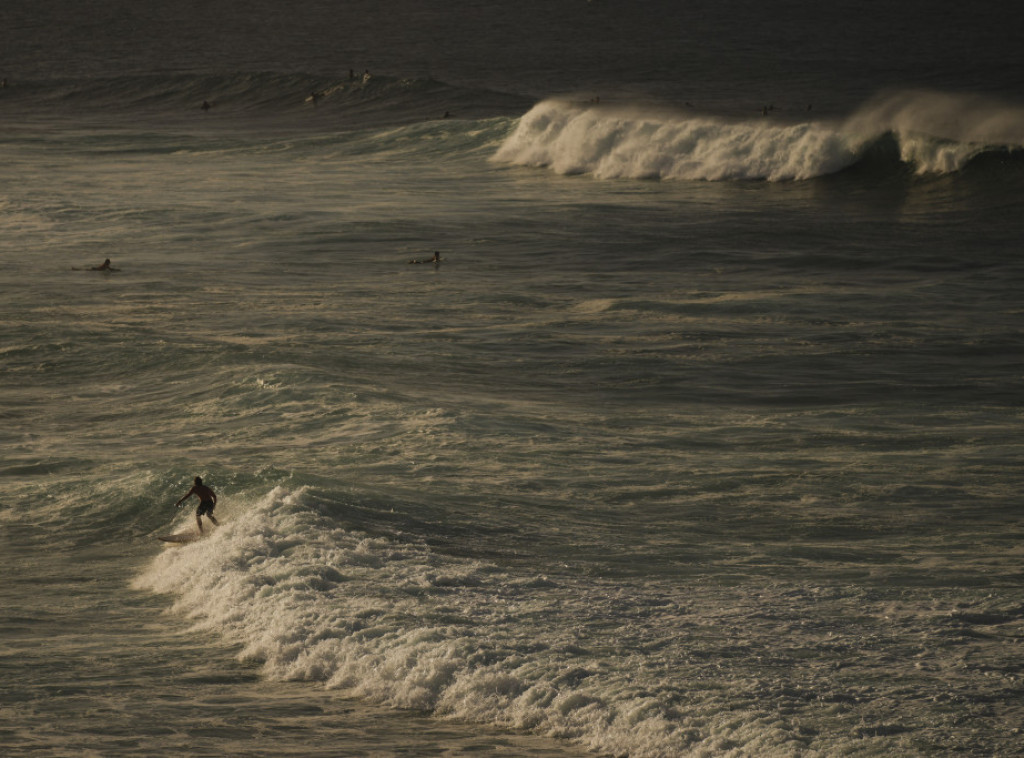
408, 251, 441, 265
91, 258, 119, 271
175, 476, 219, 533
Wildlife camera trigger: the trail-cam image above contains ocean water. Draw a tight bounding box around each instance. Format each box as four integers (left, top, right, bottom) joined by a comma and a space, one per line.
2, 1, 1023, 756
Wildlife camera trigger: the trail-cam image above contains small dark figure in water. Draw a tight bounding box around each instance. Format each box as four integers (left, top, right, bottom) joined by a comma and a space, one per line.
408, 251, 442, 265
201, 100, 211, 112
91, 258, 119, 271
175, 476, 219, 533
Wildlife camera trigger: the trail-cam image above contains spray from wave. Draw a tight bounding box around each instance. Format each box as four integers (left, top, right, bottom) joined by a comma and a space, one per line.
844, 89, 1024, 174
492, 91, 1024, 181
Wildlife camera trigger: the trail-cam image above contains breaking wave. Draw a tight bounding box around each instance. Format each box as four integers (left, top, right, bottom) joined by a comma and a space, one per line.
134, 486, 740, 758
492, 90, 1024, 181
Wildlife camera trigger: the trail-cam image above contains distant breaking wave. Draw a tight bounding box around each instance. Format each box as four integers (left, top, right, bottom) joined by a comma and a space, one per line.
493, 91, 1024, 181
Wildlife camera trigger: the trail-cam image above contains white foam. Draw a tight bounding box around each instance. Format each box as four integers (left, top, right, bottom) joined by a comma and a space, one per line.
494, 92, 1024, 181
493, 99, 862, 182
135, 486, 1020, 756
135, 486, 776, 755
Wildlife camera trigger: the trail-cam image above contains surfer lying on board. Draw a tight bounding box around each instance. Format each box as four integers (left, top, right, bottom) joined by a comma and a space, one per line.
91, 258, 119, 271
408, 251, 441, 265
175, 476, 219, 533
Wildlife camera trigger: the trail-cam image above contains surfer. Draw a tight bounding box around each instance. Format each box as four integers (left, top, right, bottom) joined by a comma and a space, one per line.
201, 100, 211, 112
175, 476, 219, 533
408, 251, 441, 265
91, 258, 119, 271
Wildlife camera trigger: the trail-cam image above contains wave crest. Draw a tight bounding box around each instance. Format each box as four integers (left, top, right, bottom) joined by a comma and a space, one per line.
493, 100, 859, 181
493, 92, 1024, 181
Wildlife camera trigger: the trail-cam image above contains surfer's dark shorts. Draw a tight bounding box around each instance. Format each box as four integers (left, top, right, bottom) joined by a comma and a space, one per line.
197, 499, 216, 517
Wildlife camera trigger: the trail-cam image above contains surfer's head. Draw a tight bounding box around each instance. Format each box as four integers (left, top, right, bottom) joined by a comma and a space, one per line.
195, 476, 203, 485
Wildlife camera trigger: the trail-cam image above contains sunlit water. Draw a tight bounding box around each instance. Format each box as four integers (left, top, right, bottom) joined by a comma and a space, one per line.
2, 1, 1024, 755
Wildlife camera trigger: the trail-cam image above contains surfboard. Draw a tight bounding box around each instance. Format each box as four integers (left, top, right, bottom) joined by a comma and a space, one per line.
157, 532, 202, 544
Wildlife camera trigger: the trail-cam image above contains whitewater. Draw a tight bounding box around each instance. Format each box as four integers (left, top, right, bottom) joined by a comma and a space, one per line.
494, 91, 1024, 181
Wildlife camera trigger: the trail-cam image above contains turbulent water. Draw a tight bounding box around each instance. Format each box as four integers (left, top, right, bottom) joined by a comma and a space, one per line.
2, 1, 1024, 756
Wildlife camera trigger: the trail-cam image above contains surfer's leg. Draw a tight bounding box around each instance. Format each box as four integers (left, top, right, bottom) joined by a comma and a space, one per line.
196, 512, 203, 533
208, 514, 219, 526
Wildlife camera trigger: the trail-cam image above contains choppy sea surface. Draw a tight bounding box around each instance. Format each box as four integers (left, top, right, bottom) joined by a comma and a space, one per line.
2, 1, 1023, 755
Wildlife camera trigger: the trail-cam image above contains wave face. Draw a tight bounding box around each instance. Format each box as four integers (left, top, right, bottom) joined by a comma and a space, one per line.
493, 91, 1024, 181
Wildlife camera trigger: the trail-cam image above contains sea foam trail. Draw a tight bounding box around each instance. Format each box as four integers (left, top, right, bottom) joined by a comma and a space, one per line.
493, 92, 1024, 181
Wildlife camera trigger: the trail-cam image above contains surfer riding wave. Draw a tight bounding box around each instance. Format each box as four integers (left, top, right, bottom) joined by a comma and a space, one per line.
175, 476, 219, 533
